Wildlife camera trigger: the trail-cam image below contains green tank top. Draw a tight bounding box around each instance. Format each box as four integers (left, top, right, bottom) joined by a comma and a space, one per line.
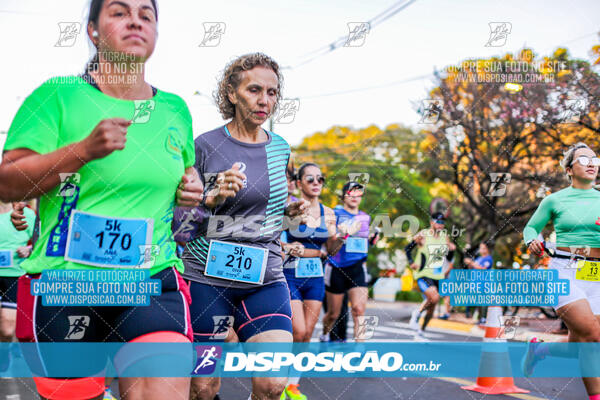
413, 230, 448, 280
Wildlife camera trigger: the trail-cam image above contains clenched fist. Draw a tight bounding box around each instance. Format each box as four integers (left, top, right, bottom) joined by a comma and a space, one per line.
79, 118, 132, 162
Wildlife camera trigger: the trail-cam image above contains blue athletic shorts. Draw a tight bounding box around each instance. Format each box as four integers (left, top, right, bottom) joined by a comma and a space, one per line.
283, 269, 324, 301
188, 280, 292, 342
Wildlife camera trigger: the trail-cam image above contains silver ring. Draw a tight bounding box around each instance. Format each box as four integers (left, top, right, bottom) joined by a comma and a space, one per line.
228, 182, 233, 190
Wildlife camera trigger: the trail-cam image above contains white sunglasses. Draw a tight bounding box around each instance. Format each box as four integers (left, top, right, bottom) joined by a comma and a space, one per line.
571, 156, 600, 167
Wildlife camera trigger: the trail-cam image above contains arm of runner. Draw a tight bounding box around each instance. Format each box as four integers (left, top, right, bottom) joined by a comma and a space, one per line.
523, 196, 553, 255
469, 261, 486, 269
10, 202, 28, 231
16, 245, 32, 258
299, 248, 322, 258
176, 166, 204, 207
404, 239, 420, 270
286, 242, 305, 257
470, 256, 492, 270
324, 207, 345, 255
203, 163, 246, 209
446, 239, 456, 261
284, 198, 309, 222
0, 118, 131, 202
369, 226, 380, 245
445, 262, 454, 278
280, 231, 293, 256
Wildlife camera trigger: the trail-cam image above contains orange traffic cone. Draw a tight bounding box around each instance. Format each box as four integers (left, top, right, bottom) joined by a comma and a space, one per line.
462, 306, 529, 395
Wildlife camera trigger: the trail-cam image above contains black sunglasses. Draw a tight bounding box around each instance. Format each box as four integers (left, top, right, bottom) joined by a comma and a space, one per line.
304, 175, 325, 184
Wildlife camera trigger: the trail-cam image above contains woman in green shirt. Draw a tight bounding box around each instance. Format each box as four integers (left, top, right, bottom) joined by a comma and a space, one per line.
523, 142, 600, 399
0, 0, 203, 399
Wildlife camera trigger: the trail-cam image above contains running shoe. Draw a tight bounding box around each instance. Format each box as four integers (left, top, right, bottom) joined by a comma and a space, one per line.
282, 384, 307, 400
439, 313, 450, 320
319, 333, 330, 342
414, 329, 428, 342
521, 337, 545, 377
409, 308, 421, 330
103, 387, 117, 400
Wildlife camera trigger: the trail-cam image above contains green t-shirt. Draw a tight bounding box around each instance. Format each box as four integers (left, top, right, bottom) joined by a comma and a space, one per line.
413, 229, 448, 280
523, 186, 600, 247
0, 207, 36, 277
4, 76, 195, 276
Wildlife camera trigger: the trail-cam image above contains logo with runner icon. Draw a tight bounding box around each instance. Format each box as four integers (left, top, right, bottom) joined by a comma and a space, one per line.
485, 22, 511, 47
65, 316, 90, 340
211, 316, 234, 340
132, 100, 156, 124
487, 172, 511, 197
192, 345, 222, 375
426, 244, 449, 270
419, 99, 443, 124
138, 244, 160, 269
273, 99, 299, 124
348, 172, 370, 187
55, 22, 81, 47
560, 98, 587, 124
203, 173, 221, 197
57, 173, 80, 197
355, 315, 378, 340
199, 22, 226, 47
499, 315, 520, 339
345, 22, 370, 47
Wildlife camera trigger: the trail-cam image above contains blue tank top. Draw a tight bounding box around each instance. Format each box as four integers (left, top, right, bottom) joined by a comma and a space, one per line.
328, 206, 371, 268
285, 203, 329, 249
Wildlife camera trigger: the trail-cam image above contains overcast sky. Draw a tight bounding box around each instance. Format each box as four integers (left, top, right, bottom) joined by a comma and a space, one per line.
1, 0, 598, 151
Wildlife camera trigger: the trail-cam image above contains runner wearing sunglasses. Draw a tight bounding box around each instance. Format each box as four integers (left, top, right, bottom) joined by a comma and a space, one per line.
321, 181, 377, 342
522, 143, 600, 399
279, 162, 341, 400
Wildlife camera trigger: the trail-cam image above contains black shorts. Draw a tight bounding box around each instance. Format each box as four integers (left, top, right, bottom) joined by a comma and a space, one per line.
417, 277, 440, 293
324, 261, 367, 294
0, 276, 19, 309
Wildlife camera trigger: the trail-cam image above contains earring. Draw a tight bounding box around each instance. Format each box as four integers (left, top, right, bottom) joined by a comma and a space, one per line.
92, 31, 99, 38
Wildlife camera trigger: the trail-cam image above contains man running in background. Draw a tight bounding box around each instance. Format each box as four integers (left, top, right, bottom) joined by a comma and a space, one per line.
405, 212, 455, 339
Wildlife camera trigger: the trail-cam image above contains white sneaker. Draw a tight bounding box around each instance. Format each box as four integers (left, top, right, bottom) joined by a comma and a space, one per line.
414, 329, 429, 342
409, 309, 421, 330
319, 333, 330, 342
